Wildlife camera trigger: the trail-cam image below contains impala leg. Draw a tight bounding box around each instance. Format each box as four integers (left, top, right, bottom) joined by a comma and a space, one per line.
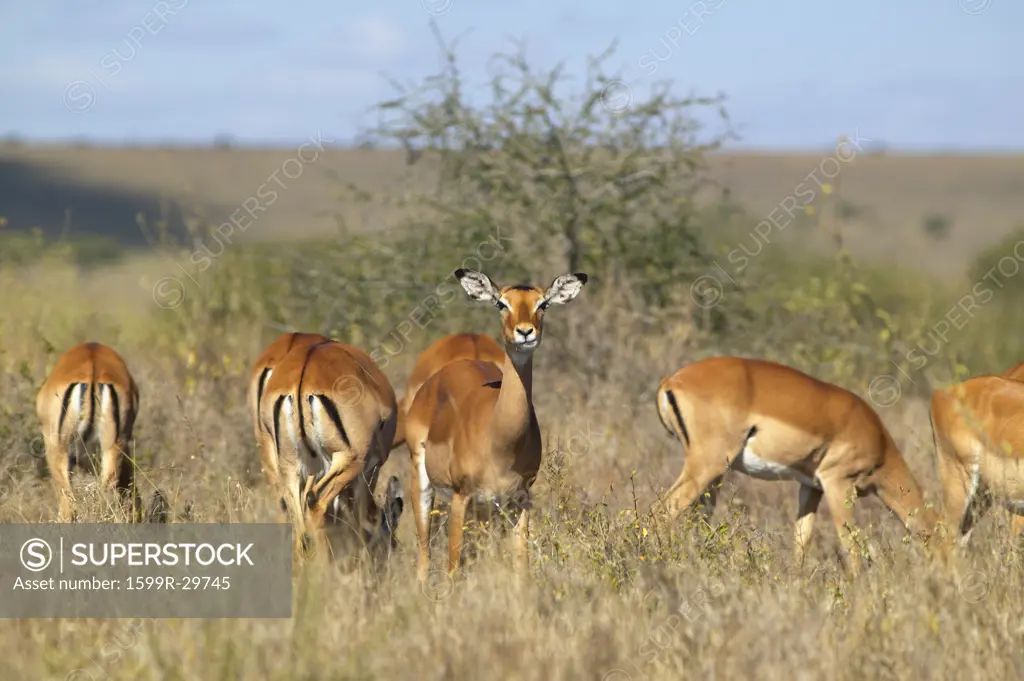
301, 475, 332, 560
307, 452, 364, 549
698, 475, 723, 525
793, 485, 823, 568
821, 480, 862, 576
114, 438, 141, 522
258, 425, 288, 521
660, 453, 730, 524
447, 491, 469, 576
935, 454, 986, 550
45, 437, 76, 523
100, 416, 140, 523
310, 450, 358, 500
288, 477, 311, 556
410, 446, 435, 583
276, 453, 310, 556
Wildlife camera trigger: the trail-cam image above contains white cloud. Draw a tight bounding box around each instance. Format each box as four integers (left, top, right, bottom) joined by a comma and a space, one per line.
343, 16, 404, 61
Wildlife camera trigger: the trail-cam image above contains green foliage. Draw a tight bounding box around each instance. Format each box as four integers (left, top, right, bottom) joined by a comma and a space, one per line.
0, 228, 125, 269
967, 224, 1024, 296
135, 32, 1024, 404
364, 23, 731, 309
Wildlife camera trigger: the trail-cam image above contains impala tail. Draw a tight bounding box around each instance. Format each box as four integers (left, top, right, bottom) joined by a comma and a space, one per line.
390, 401, 406, 451
37, 342, 141, 522
656, 385, 690, 448
54, 380, 95, 450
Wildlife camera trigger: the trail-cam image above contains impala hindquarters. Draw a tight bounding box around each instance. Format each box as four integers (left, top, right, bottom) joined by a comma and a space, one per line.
656, 356, 938, 574
258, 339, 403, 560
248, 331, 329, 500
931, 375, 1024, 556
36, 342, 142, 522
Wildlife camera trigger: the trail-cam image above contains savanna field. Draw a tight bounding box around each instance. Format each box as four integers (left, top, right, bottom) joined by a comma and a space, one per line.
3, 48, 1024, 680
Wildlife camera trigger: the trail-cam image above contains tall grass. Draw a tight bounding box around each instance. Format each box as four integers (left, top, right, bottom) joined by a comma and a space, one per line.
3, 33, 1024, 681
2, 230, 1024, 678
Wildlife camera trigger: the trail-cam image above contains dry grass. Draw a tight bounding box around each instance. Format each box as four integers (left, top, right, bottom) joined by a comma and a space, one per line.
1, 257, 1023, 680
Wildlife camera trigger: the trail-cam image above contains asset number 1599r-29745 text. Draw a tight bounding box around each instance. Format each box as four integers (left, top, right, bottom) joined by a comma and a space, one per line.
125, 576, 231, 591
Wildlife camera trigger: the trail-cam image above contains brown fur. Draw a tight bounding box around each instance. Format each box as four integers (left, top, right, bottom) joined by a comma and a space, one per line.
35, 342, 141, 522
391, 333, 506, 451
257, 339, 400, 559
656, 356, 938, 574
248, 331, 329, 494
404, 270, 587, 582
931, 372, 1024, 556
1001, 361, 1024, 381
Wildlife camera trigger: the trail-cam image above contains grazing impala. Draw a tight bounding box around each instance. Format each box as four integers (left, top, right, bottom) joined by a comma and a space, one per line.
257, 338, 403, 557
405, 269, 588, 582
930, 369, 1024, 551
248, 331, 329, 494
36, 342, 141, 522
391, 333, 506, 451
655, 357, 937, 574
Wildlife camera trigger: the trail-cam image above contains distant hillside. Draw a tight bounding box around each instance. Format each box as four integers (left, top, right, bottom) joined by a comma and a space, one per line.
2, 142, 1022, 277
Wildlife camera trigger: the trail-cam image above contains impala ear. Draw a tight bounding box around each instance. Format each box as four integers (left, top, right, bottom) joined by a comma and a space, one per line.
455, 269, 500, 303
543, 272, 588, 306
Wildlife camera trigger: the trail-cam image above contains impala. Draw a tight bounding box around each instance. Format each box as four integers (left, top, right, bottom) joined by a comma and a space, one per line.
655, 356, 937, 574
248, 331, 330, 494
36, 342, 141, 522
1002, 361, 1024, 381
257, 338, 403, 558
930, 369, 1024, 551
391, 333, 506, 451
404, 269, 588, 582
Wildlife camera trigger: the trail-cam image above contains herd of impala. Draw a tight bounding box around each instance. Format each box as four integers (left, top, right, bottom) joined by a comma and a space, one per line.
28, 268, 1024, 581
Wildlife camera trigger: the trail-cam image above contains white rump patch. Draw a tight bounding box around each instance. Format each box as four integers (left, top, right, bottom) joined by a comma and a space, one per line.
72, 383, 97, 447
416, 450, 438, 519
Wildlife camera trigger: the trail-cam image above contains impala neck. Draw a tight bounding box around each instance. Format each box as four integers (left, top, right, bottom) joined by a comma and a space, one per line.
491, 348, 534, 446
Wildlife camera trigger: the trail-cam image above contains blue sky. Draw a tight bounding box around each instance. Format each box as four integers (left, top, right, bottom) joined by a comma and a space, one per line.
1, 0, 1020, 150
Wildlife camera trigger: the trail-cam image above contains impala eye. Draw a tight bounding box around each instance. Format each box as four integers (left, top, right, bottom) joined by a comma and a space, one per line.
495, 300, 509, 311
537, 300, 549, 311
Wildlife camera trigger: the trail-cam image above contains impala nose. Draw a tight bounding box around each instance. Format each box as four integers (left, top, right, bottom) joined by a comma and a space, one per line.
515, 326, 535, 340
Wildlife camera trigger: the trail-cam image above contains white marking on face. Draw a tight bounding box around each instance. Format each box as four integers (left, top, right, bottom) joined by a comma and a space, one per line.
732, 435, 822, 489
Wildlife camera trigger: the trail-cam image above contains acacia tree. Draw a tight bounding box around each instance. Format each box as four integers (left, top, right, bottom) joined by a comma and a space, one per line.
363, 22, 734, 309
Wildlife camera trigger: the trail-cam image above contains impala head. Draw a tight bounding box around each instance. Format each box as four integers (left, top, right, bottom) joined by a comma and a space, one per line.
455, 269, 588, 355
297, 474, 405, 558
376, 475, 405, 552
